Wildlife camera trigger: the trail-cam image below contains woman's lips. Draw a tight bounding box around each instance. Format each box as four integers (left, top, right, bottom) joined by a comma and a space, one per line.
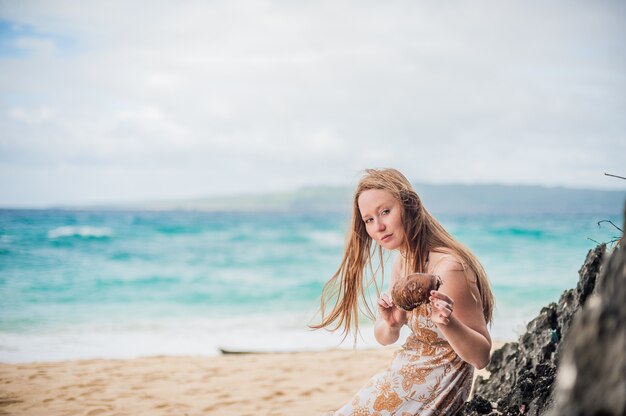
381, 233, 392, 242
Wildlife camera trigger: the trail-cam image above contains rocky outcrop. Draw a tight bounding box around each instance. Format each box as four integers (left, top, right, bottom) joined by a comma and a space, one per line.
460, 242, 610, 416
549, 238, 626, 415
461, 197, 626, 416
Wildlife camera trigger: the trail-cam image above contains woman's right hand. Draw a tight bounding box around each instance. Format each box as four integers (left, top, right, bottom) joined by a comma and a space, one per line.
378, 293, 407, 329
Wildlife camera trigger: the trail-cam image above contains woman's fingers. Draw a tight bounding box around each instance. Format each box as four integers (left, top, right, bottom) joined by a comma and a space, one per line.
430, 310, 451, 325
436, 301, 453, 314
428, 291, 454, 325
429, 291, 454, 311
382, 293, 393, 305
378, 293, 394, 308
430, 290, 454, 306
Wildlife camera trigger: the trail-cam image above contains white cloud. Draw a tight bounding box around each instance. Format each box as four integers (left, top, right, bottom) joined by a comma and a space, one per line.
0, 1, 625, 206
11, 35, 56, 56
7, 106, 55, 123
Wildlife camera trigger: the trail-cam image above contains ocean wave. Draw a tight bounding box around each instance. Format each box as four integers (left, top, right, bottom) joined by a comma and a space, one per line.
308, 230, 344, 247
47, 226, 113, 239
0, 312, 377, 363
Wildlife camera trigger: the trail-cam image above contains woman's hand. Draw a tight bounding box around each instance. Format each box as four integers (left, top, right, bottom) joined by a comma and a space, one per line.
377, 293, 407, 329
429, 290, 454, 325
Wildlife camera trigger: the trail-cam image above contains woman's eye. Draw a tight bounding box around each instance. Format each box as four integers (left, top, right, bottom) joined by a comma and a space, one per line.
364, 218, 373, 224
381, 209, 390, 215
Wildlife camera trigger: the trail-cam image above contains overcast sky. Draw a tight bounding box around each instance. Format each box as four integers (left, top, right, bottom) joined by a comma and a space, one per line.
1, 1, 624, 207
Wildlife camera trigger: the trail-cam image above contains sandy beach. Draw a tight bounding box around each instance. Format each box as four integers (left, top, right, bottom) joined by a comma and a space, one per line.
0, 344, 502, 416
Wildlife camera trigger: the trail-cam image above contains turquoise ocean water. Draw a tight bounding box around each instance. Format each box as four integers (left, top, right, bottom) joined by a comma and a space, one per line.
0, 209, 622, 363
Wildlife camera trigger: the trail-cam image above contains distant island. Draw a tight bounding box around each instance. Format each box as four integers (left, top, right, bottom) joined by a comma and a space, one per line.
64, 183, 625, 216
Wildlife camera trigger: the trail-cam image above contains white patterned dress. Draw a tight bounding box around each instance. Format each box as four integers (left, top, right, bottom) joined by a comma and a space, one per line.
329, 303, 474, 416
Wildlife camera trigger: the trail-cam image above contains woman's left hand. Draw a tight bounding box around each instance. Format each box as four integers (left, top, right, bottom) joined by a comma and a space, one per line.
429, 290, 455, 325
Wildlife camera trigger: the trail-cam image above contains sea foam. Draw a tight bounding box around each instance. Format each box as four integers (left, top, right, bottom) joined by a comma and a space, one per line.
47, 226, 113, 239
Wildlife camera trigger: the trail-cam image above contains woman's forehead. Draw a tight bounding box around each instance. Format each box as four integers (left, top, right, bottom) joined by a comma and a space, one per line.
357, 189, 397, 213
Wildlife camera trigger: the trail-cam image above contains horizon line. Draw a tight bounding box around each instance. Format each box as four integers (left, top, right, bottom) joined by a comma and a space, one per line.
1, 180, 624, 211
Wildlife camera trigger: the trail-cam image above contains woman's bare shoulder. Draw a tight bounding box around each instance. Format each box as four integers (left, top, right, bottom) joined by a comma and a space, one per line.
431, 250, 480, 294
428, 248, 464, 271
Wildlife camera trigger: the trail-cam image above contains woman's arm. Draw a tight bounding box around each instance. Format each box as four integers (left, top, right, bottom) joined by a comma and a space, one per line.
429, 260, 492, 369
374, 293, 405, 345
374, 255, 407, 346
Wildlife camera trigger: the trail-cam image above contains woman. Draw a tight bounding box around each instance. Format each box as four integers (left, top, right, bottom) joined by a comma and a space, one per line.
311, 168, 494, 415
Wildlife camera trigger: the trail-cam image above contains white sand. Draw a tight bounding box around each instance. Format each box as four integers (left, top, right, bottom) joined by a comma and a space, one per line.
0, 344, 502, 415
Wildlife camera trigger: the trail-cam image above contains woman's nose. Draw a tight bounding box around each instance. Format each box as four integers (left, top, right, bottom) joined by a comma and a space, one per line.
376, 219, 386, 231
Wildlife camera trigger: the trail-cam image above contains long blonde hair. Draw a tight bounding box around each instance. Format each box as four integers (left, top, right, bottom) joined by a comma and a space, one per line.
310, 168, 494, 341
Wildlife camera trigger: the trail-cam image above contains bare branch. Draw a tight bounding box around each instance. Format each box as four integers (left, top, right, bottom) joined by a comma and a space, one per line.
597, 220, 624, 233
604, 173, 626, 180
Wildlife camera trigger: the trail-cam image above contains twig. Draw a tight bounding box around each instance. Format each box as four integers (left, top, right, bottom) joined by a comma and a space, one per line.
604, 173, 626, 180
589, 237, 621, 246
597, 220, 624, 233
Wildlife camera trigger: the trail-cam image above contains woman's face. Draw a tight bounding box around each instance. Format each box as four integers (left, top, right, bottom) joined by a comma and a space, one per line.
357, 189, 406, 251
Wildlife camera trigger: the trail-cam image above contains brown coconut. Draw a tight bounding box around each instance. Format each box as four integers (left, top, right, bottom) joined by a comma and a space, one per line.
392, 273, 442, 311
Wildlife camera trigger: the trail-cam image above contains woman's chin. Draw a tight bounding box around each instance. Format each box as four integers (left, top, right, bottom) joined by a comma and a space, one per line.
380, 239, 401, 251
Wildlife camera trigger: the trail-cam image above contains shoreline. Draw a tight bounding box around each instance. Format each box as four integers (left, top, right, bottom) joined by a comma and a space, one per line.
0, 342, 505, 416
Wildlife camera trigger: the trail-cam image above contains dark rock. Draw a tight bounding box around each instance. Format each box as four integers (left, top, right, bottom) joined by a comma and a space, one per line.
459, 394, 494, 415
557, 244, 605, 350
475, 342, 519, 403
575, 242, 605, 308
460, 244, 608, 415
462, 198, 626, 416
549, 241, 626, 415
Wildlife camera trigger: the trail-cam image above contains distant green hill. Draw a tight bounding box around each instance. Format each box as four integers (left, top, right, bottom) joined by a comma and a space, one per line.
413, 184, 624, 216
109, 183, 624, 216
